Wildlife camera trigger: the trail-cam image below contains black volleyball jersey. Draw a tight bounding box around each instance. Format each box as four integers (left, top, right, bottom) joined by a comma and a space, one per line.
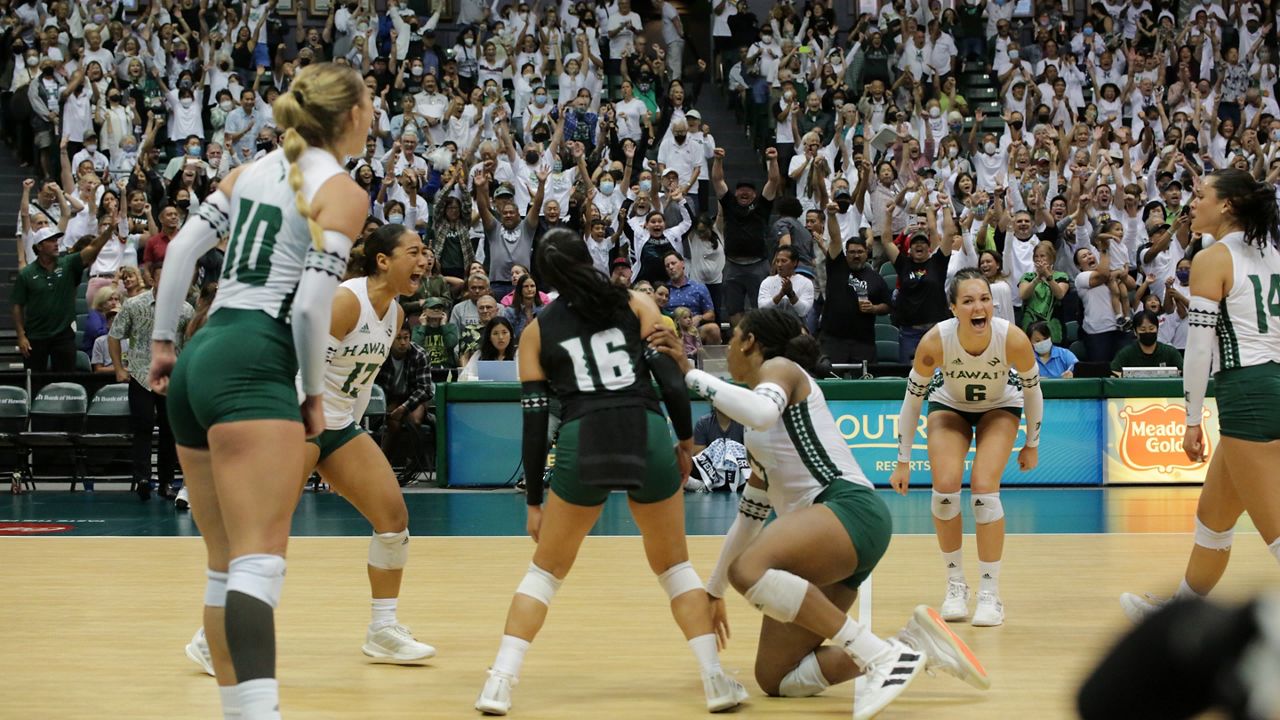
536, 298, 661, 422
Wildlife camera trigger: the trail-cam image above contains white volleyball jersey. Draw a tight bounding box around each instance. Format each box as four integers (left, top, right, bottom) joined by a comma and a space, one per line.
320, 278, 399, 429
745, 373, 873, 517
928, 317, 1024, 411
1215, 232, 1280, 372
213, 147, 345, 320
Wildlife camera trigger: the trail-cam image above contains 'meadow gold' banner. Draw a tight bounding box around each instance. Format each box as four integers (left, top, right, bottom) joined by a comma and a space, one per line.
1104, 398, 1220, 484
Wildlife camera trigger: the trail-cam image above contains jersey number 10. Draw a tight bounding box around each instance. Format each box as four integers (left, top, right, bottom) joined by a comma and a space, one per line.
1248, 273, 1280, 333
560, 328, 637, 392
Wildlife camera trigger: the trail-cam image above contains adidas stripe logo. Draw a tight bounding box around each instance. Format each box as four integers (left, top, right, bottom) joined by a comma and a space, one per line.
359, 323, 371, 333
941, 498, 951, 504
974, 499, 984, 506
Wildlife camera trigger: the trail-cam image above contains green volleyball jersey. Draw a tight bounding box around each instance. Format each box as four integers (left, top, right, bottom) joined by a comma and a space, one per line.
1214, 232, 1280, 372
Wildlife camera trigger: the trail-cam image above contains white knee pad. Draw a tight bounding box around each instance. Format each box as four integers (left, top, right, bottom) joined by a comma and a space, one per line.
1194, 517, 1235, 551
743, 569, 809, 624
204, 569, 229, 608
368, 529, 410, 570
778, 651, 829, 697
226, 554, 286, 610
971, 493, 1004, 525
658, 561, 704, 600
515, 563, 562, 606
931, 491, 962, 521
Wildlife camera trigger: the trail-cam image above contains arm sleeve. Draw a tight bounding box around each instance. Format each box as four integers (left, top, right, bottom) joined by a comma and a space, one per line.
685, 368, 787, 431
293, 230, 354, 396
152, 191, 230, 342
1021, 364, 1042, 448
521, 380, 552, 506
706, 484, 772, 598
646, 348, 694, 441
897, 369, 931, 463
1183, 295, 1218, 426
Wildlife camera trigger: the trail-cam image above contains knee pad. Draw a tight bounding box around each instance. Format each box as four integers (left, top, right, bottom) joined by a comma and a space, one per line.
204, 569, 229, 608
368, 529, 410, 570
743, 569, 809, 624
971, 493, 1004, 525
658, 561, 703, 600
1194, 517, 1234, 551
778, 651, 829, 697
515, 563, 562, 606
226, 554, 286, 610
931, 491, 962, 521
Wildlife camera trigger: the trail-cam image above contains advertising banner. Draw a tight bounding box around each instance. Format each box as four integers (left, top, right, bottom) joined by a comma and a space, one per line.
447, 398, 1104, 487
1104, 398, 1218, 485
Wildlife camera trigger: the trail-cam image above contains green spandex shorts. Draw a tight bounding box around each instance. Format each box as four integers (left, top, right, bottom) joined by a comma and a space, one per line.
815, 481, 894, 591
308, 422, 366, 462
167, 309, 301, 448
1215, 362, 1280, 442
928, 402, 1022, 428
550, 411, 681, 507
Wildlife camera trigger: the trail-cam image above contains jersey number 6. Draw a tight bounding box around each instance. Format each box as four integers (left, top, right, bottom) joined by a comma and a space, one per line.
964, 384, 987, 402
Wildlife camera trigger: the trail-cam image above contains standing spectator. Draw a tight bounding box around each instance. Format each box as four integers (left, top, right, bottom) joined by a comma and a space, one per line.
1074, 242, 1124, 363
143, 204, 181, 287
712, 146, 782, 326
878, 204, 955, 363
820, 210, 891, 365
376, 325, 434, 458
476, 172, 546, 300
662, 251, 720, 344
757, 246, 814, 319
1018, 241, 1071, 343
108, 263, 193, 504
12, 224, 112, 372
413, 298, 460, 372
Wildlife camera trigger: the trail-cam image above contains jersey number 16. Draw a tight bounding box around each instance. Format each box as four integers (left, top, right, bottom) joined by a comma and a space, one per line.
560, 328, 637, 392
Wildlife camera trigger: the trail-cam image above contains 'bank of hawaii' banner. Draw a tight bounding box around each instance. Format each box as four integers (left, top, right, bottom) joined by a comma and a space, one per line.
1103, 398, 1218, 484
446, 398, 1105, 487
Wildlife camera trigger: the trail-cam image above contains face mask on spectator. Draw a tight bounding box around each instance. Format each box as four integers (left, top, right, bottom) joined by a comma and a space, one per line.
85, 143, 97, 154
176, 199, 190, 210
219, 99, 234, 112
929, 106, 940, 118
1038, 113, 1050, 124
525, 150, 539, 165
1138, 331, 1157, 346
388, 213, 405, 224
411, 65, 423, 77
180, 96, 194, 109
1176, 269, 1190, 283
121, 141, 137, 154
984, 141, 997, 154
533, 131, 550, 144
256, 139, 272, 152
464, 37, 475, 46
947, 146, 959, 158
176, 50, 188, 62
949, 122, 962, 134
1009, 50, 1019, 60
1009, 120, 1023, 131
600, 180, 616, 194
25, 55, 37, 67
1033, 339, 1052, 355
534, 93, 548, 106
187, 143, 201, 156
639, 179, 652, 193
41, 64, 54, 76
1084, 26, 1094, 36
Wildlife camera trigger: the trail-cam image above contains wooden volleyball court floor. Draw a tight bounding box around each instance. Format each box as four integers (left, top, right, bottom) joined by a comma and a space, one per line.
1, 487, 1274, 719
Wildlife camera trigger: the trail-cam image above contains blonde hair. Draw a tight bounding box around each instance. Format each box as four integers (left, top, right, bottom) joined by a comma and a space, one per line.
91, 286, 119, 312
672, 307, 697, 338
272, 63, 365, 249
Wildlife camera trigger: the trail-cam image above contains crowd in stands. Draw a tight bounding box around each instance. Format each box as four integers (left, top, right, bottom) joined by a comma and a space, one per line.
10, 0, 1271, 492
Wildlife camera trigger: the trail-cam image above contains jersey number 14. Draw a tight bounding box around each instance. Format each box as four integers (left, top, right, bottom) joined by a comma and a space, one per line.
560, 328, 637, 392
1248, 273, 1280, 333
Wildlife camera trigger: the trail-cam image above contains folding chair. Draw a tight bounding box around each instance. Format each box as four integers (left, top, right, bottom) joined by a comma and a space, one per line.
78, 383, 135, 486
19, 382, 88, 490
0, 386, 31, 494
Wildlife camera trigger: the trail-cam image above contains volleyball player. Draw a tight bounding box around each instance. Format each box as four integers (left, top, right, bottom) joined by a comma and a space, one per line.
890, 268, 1044, 627
1121, 168, 1280, 620
649, 308, 989, 720
150, 64, 372, 719
475, 229, 747, 715
185, 224, 436, 677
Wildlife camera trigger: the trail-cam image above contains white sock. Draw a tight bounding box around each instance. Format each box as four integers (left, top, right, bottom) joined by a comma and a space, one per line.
493, 635, 531, 678
236, 678, 280, 720
688, 633, 722, 676
219, 685, 241, 719
1175, 578, 1204, 601
977, 560, 1000, 594
1269, 537, 1280, 567
370, 597, 398, 630
942, 549, 964, 582
831, 617, 890, 669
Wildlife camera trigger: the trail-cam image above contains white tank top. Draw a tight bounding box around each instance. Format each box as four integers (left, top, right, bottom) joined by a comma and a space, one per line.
318, 278, 400, 429
213, 147, 345, 320
928, 317, 1024, 411
1215, 232, 1280, 372
745, 372, 873, 517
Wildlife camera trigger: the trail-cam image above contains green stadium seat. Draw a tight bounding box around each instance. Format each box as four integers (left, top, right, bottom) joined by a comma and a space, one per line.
75, 351, 91, 372
0, 386, 30, 490
1065, 320, 1079, 344
877, 313, 894, 325
79, 383, 134, 479
876, 340, 900, 362
1069, 340, 1087, 359
875, 325, 900, 343
20, 382, 88, 489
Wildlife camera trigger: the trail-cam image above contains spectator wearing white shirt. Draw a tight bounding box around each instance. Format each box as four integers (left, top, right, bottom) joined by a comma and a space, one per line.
925, 21, 957, 83
758, 246, 814, 318
605, 0, 642, 91
659, 0, 685, 79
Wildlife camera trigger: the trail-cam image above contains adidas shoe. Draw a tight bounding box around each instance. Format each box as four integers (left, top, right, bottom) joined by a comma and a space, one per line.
702, 669, 748, 712
1119, 592, 1168, 624
362, 624, 437, 663
475, 669, 516, 715
940, 579, 970, 622
972, 591, 1004, 627
852, 638, 925, 720
897, 605, 991, 690
185, 627, 215, 677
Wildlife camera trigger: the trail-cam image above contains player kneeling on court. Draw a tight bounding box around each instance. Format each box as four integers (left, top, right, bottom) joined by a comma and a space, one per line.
650, 308, 990, 720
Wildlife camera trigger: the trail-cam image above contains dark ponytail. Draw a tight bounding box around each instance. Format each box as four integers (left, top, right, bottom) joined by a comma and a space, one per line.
360, 223, 410, 277
1211, 168, 1280, 250
738, 308, 821, 375
536, 228, 629, 326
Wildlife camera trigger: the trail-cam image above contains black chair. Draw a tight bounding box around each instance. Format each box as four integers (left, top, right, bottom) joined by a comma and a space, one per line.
0, 386, 31, 493
19, 382, 88, 489
78, 383, 135, 484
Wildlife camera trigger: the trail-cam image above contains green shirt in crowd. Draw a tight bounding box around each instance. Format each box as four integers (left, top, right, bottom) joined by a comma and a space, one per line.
11, 252, 84, 340
1110, 341, 1184, 374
